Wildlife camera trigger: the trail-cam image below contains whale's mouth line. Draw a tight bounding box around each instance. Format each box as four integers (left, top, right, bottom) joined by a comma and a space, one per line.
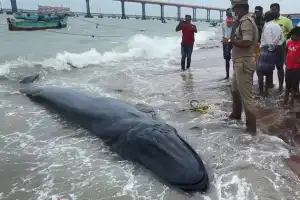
174, 131, 209, 189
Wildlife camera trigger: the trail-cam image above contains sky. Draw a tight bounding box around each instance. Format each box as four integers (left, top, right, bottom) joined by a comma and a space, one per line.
1, 0, 298, 19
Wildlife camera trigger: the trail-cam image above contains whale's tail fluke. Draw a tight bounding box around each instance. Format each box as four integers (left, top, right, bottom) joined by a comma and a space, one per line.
19, 74, 39, 84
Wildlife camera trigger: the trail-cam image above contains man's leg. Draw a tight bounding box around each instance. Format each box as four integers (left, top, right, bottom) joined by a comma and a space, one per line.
265, 72, 272, 94
257, 71, 264, 94
186, 44, 194, 69
267, 71, 274, 88
277, 65, 284, 91
229, 60, 242, 120
235, 57, 256, 134
296, 69, 300, 96
284, 69, 291, 107
276, 42, 286, 91
181, 44, 186, 71
223, 44, 230, 79
225, 59, 230, 79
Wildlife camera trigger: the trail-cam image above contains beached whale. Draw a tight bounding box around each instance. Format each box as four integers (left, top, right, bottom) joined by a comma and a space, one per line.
15, 74, 209, 192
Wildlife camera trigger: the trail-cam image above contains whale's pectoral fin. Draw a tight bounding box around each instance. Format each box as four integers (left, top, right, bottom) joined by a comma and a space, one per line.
19, 74, 39, 84
135, 103, 155, 113
135, 103, 160, 120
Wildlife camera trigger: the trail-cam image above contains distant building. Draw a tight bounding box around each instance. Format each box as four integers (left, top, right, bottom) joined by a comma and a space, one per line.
37, 5, 72, 15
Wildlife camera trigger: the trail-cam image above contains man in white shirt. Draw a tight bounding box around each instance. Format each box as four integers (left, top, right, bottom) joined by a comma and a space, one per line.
257, 11, 283, 95
298, 22, 300, 27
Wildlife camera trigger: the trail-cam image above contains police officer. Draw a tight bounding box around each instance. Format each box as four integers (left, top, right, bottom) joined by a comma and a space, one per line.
222, 0, 259, 134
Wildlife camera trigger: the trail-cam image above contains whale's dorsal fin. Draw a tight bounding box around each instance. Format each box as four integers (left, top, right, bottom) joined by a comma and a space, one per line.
19, 74, 39, 84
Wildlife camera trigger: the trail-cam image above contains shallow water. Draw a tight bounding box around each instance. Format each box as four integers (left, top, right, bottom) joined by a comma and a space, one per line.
0, 15, 299, 200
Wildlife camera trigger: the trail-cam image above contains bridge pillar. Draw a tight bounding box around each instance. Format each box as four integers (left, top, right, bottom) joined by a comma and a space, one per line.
160, 4, 164, 21
121, 0, 126, 19
141, 3, 146, 20
219, 11, 224, 22
192, 8, 197, 22
206, 9, 211, 22
10, 0, 18, 13
85, 0, 93, 18
177, 6, 181, 21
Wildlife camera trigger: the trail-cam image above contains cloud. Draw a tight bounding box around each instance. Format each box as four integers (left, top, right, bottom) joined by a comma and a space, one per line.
1, 0, 298, 19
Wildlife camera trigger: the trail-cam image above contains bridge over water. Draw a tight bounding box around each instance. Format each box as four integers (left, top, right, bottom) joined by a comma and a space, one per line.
6, 0, 299, 22
7, 0, 227, 22
110, 0, 227, 22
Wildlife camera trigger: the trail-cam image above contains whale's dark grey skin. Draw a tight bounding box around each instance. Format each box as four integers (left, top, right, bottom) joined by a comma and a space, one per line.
18, 75, 209, 192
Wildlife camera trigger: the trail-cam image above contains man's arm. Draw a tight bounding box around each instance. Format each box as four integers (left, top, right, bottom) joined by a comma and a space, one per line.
264, 25, 274, 45
221, 23, 225, 37
176, 21, 183, 32
193, 25, 197, 33
296, 46, 300, 63
285, 42, 289, 61
231, 20, 253, 48
285, 18, 293, 36
273, 25, 283, 45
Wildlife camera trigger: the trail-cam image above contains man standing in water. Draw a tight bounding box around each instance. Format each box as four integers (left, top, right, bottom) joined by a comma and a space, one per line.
269, 3, 293, 91
222, 8, 233, 79
222, 0, 259, 134
176, 15, 197, 71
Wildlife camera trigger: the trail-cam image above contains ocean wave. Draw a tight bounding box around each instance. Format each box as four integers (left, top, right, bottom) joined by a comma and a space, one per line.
0, 30, 218, 75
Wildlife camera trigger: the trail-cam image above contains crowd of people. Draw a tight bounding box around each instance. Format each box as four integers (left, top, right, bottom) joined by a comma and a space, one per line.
221, 0, 300, 134
176, 0, 300, 135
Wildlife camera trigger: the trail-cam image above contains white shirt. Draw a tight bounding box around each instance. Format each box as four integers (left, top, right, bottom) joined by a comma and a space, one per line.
297, 22, 300, 27
222, 22, 232, 38
260, 21, 284, 48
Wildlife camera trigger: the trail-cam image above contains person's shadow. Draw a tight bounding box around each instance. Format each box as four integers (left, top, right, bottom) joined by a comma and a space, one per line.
180, 72, 196, 101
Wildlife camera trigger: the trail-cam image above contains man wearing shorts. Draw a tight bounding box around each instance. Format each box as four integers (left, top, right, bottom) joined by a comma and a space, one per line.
284, 27, 300, 108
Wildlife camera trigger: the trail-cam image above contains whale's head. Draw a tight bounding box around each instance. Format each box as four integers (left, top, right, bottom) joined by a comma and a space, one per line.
124, 122, 209, 192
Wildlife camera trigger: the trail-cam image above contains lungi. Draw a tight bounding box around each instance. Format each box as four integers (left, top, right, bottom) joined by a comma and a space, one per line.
257, 46, 276, 75
223, 43, 232, 60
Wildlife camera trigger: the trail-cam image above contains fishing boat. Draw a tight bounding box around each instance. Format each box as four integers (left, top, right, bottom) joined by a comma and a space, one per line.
14, 12, 67, 21
14, 12, 39, 20
7, 18, 67, 31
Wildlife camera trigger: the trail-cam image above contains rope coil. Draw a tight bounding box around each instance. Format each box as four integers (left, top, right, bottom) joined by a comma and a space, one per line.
190, 100, 210, 114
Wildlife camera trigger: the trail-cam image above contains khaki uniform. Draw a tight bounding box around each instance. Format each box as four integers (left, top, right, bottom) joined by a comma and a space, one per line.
231, 14, 259, 111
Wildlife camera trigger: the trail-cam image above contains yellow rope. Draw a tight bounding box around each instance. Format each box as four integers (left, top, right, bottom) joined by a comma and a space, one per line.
190, 100, 210, 114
